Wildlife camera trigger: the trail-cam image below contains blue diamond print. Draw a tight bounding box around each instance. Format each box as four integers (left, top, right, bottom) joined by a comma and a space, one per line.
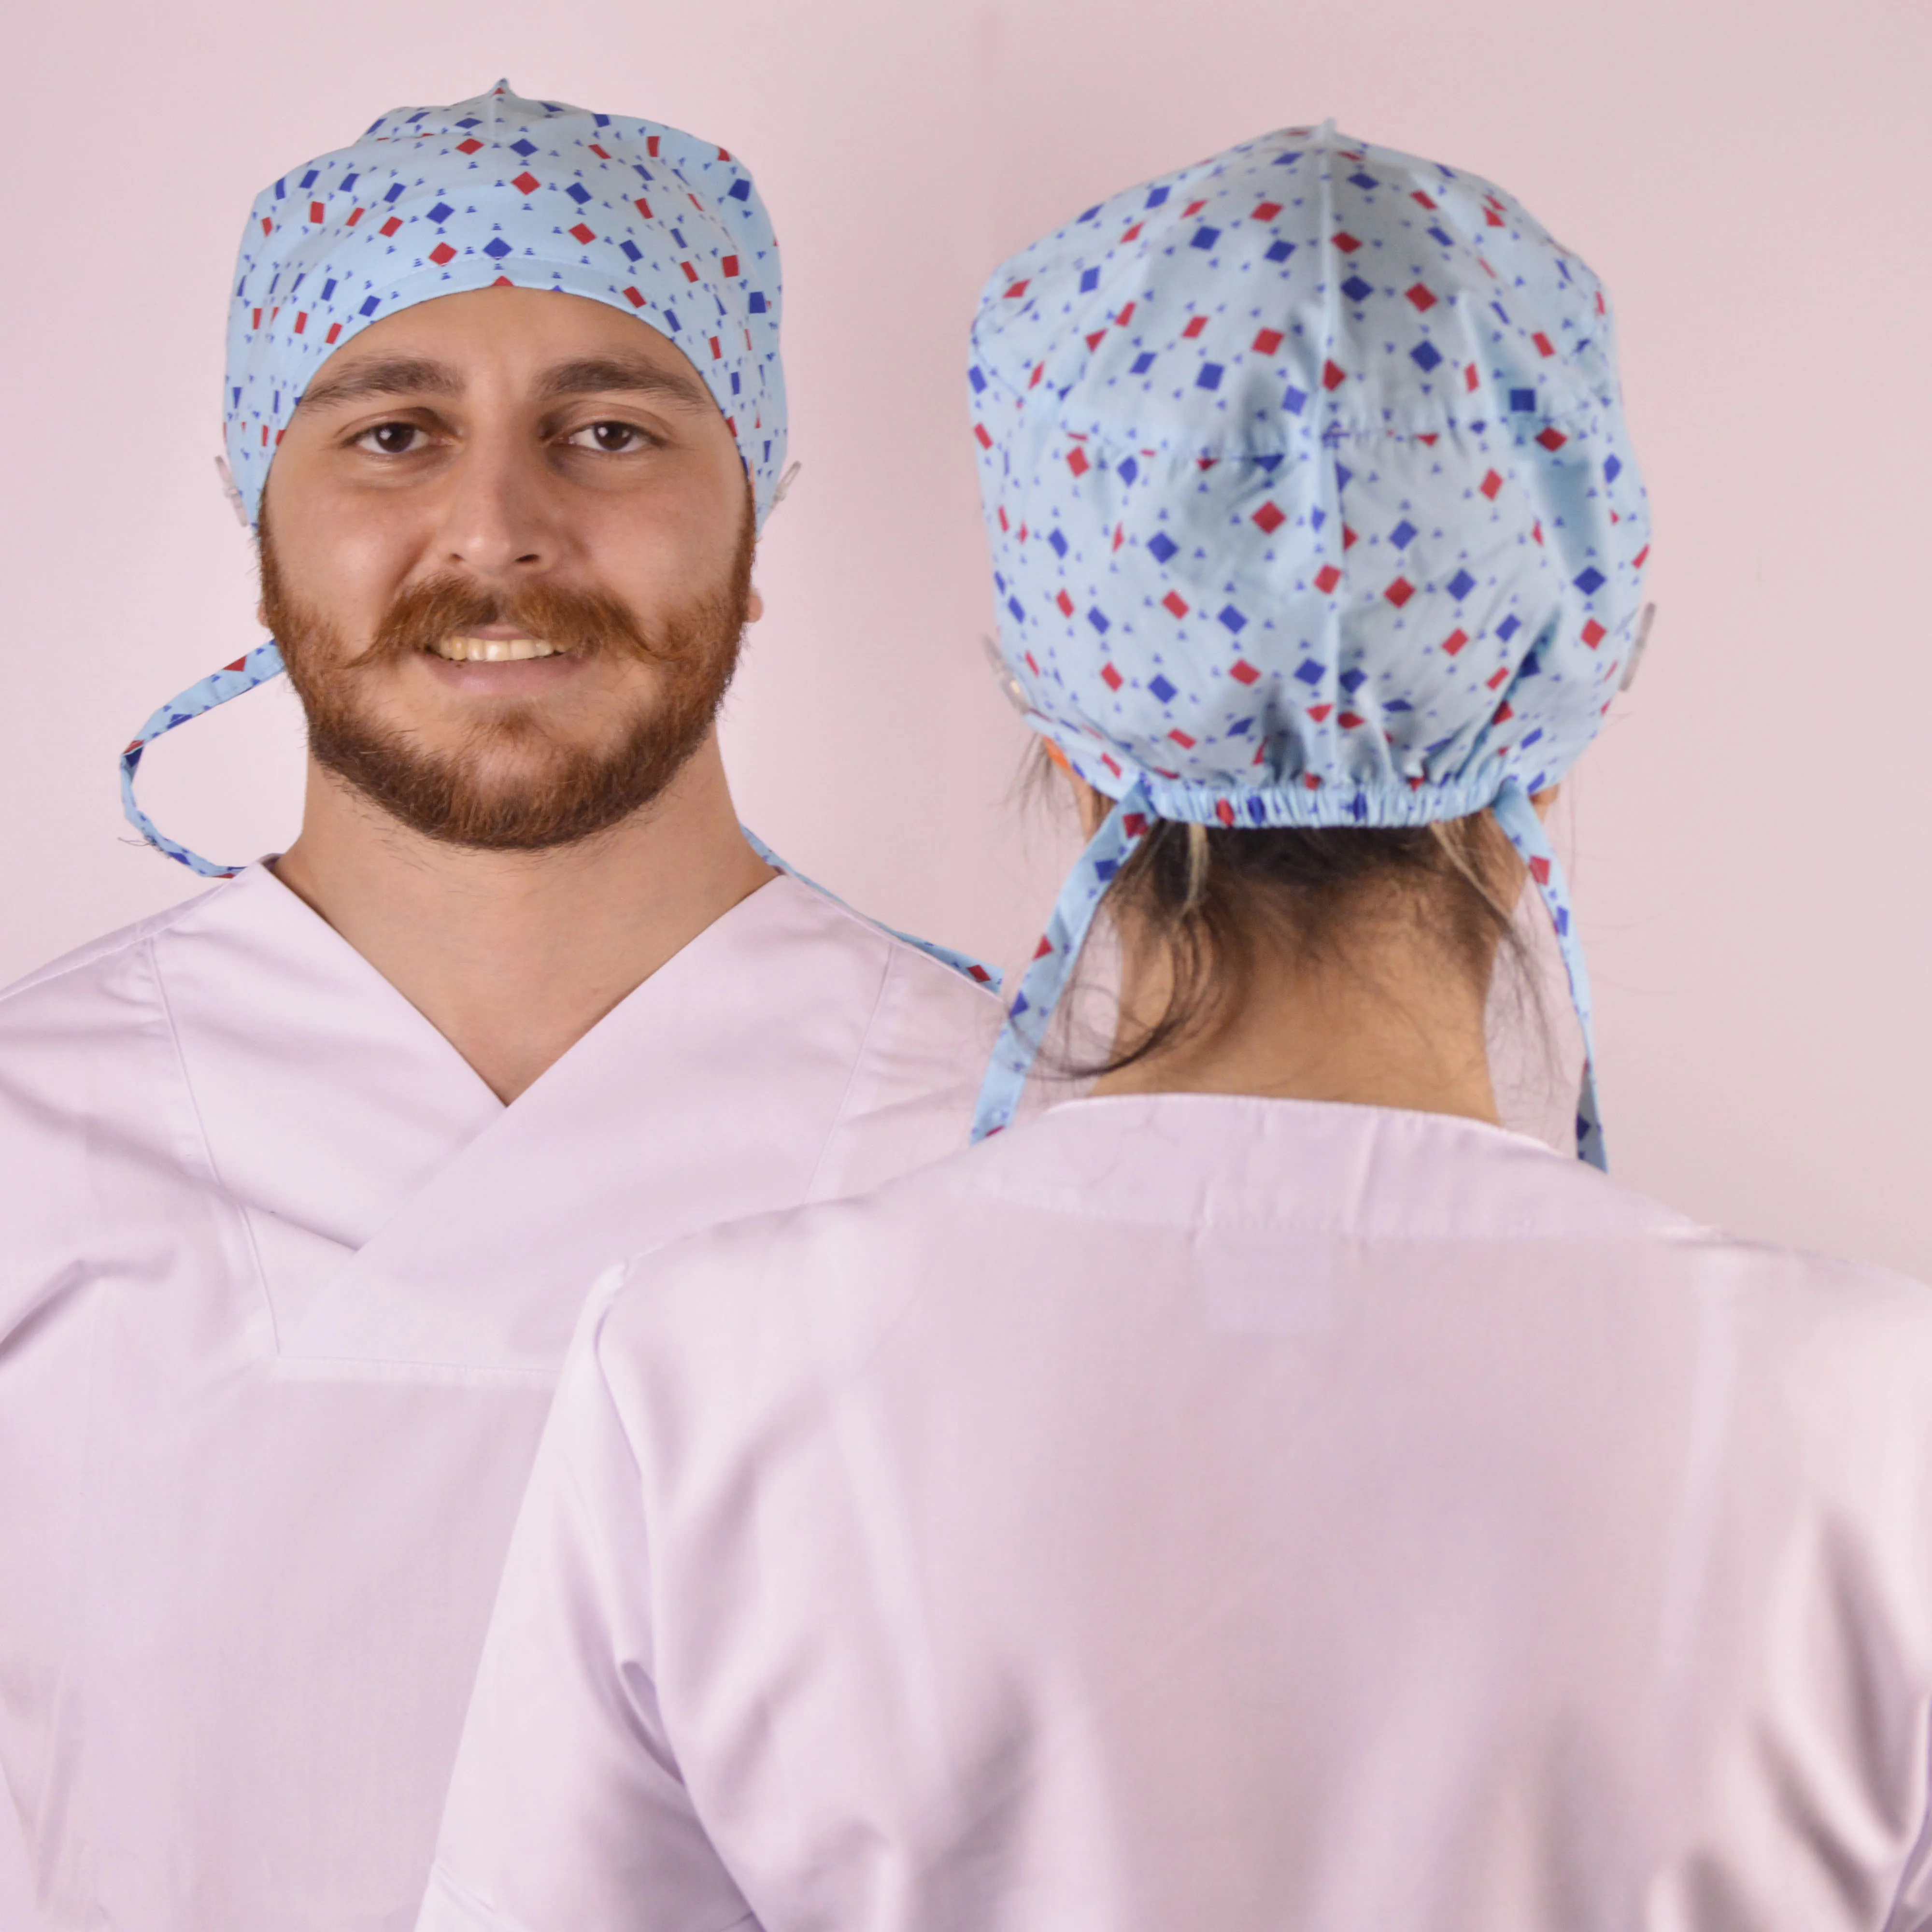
1294, 659, 1324, 686
1410, 341, 1442, 372
1349, 171, 1378, 189
1146, 185, 1170, 208
1087, 608, 1110, 634
1148, 532, 1178, 564
1428, 226, 1453, 248
1191, 226, 1222, 250
1521, 729, 1544, 750
1049, 530, 1068, 558
1342, 275, 1372, 302
567, 182, 592, 204
968, 366, 986, 394
483, 238, 511, 260
359, 296, 381, 316
455, 117, 481, 129
299, 169, 320, 189
1390, 519, 1417, 548
511, 139, 537, 157
728, 179, 752, 201
620, 240, 641, 262
1447, 568, 1476, 599
427, 201, 454, 224
1219, 606, 1248, 634
1079, 266, 1100, 292
1197, 363, 1224, 390
1497, 614, 1522, 641
1283, 384, 1308, 415
1510, 387, 1535, 412
1574, 567, 1605, 595
1266, 240, 1295, 262
1008, 597, 1024, 623
1132, 351, 1156, 374
1605, 455, 1622, 483
1149, 674, 1178, 703
748, 291, 767, 313
1340, 668, 1367, 693
1118, 457, 1138, 485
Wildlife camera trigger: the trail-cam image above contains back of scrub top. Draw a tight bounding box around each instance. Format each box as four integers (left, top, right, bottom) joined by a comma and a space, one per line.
421, 1092, 1932, 1932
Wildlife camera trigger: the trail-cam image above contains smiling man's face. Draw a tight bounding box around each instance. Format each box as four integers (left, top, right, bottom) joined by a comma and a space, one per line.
259, 284, 759, 851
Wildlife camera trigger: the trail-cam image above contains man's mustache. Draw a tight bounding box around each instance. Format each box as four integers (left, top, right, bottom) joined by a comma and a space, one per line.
342, 574, 666, 668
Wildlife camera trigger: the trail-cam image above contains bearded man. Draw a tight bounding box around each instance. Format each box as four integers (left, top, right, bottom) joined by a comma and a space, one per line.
0, 82, 996, 1931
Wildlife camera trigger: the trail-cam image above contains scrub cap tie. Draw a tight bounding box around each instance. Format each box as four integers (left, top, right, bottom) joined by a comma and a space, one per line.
969, 124, 1651, 1165
123, 79, 785, 879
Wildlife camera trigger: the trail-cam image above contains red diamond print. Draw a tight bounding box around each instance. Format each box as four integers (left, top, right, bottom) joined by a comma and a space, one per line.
680, 261, 699, 283
1333, 231, 1362, 253
1182, 199, 1207, 217
1322, 359, 1347, 390
646, 135, 661, 156
1632, 544, 1651, 569
293, 312, 308, 334
380, 216, 402, 237
1084, 328, 1108, 351
1252, 328, 1284, 355
1582, 619, 1606, 647
1493, 699, 1515, 721
1304, 773, 1322, 790
1231, 659, 1260, 684
456, 138, 483, 155
1004, 279, 1030, 298
1442, 628, 1469, 655
1251, 200, 1283, 221
634, 195, 653, 218
1056, 590, 1076, 616
260, 216, 273, 236
1529, 856, 1552, 887
308, 200, 325, 223
345, 207, 365, 227
1481, 469, 1504, 498
1533, 332, 1555, 357
325, 322, 341, 344
1216, 799, 1236, 827
1535, 426, 1567, 452
624, 286, 647, 308
570, 223, 596, 244
1067, 447, 1090, 477
1033, 936, 1055, 960
1254, 501, 1285, 534
1342, 525, 1358, 550
1313, 564, 1342, 594
428, 242, 456, 265
1169, 728, 1197, 749
1339, 711, 1365, 729
1101, 663, 1123, 689
1533, 521, 1545, 545
1182, 316, 1208, 339
1384, 577, 1414, 607
709, 337, 723, 360
1122, 222, 1143, 242
1115, 302, 1136, 327
1122, 811, 1149, 836
1163, 591, 1190, 619
589, 142, 612, 159
1411, 190, 1438, 210
1405, 284, 1436, 312
513, 172, 540, 195
1485, 208, 1505, 227
1028, 363, 1045, 388
973, 423, 992, 448
1464, 363, 1480, 393
997, 506, 1009, 532
1308, 703, 1334, 723
1487, 667, 1510, 690
722, 255, 740, 277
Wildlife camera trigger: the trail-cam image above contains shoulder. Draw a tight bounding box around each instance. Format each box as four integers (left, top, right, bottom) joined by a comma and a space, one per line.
0, 885, 226, 1025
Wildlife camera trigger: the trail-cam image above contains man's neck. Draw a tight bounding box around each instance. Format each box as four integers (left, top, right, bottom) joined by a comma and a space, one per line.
270, 734, 773, 1103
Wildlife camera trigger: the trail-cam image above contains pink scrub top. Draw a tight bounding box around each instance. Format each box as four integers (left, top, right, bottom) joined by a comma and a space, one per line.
0, 863, 998, 1931
425, 1092, 1932, 1932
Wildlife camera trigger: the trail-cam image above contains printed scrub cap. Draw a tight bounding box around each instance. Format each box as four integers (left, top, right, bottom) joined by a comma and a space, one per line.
121, 79, 787, 880
970, 123, 1652, 1165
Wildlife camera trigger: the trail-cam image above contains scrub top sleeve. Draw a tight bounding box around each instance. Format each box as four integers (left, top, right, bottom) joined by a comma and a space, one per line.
420, 1268, 759, 1932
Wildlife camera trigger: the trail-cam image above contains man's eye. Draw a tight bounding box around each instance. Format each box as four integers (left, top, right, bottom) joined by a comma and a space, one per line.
355, 422, 426, 455
568, 421, 653, 453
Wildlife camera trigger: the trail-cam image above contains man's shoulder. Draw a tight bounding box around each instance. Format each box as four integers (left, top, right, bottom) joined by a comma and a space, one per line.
0, 887, 226, 1027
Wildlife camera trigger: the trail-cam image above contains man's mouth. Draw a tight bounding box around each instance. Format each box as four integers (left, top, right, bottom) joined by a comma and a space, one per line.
430, 635, 564, 663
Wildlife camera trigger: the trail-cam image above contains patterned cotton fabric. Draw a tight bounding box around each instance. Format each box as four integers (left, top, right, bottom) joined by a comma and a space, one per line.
225, 78, 785, 526
969, 125, 1651, 1162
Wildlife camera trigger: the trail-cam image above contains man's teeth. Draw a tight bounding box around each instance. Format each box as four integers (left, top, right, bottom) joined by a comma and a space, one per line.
431, 636, 561, 663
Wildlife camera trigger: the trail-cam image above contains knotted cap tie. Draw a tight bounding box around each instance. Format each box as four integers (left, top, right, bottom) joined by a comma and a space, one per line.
969, 123, 1652, 1165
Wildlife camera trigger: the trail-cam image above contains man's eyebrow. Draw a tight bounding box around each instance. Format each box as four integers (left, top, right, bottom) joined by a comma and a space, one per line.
297, 358, 462, 412
537, 356, 712, 411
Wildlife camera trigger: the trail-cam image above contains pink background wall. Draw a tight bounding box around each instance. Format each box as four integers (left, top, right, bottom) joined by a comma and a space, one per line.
2, 0, 1926, 1276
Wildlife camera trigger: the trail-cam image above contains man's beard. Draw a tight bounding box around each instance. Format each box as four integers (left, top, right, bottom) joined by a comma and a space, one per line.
259, 510, 754, 853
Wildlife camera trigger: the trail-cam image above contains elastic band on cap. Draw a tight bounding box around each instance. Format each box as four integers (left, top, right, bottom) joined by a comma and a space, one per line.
120, 642, 287, 878
1491, 778, 1605, 1169
971, 776, 1156, 1142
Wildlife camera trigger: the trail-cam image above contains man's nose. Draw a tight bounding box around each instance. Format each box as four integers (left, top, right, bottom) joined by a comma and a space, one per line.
434, 429, 568, 580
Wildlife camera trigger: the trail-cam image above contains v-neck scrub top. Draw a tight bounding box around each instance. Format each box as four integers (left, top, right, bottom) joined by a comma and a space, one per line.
0, 864, 999, 1931
425, 1094, 1932, 1932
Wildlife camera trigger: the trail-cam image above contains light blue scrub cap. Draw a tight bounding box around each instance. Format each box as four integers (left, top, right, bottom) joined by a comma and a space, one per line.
122, 79, 788, 879
970, 123, 1653, 1165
